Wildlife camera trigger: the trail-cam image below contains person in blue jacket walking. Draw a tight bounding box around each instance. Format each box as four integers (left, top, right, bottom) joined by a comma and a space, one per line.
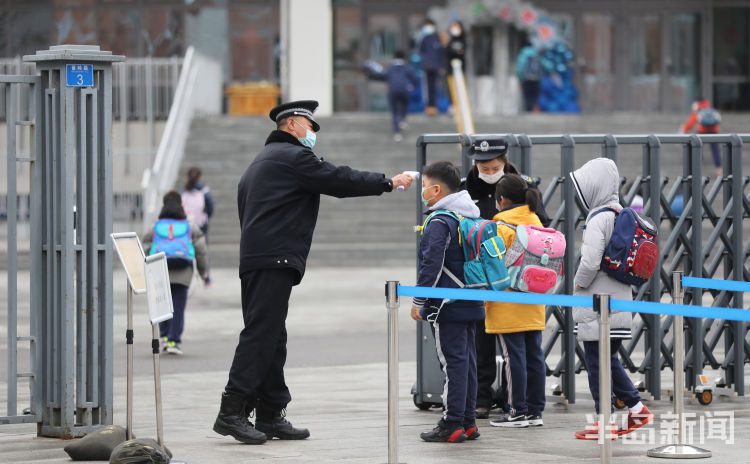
387, 50, 417, 142
419, 19, 445, 116
411, 161, 485, 443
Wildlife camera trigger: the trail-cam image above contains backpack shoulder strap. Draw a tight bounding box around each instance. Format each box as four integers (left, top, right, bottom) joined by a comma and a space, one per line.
495, 220, 517, 231
583, 207, 620, 230
419, 210, 460, 235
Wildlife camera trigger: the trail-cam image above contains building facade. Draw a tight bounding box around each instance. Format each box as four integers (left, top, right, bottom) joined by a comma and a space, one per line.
1, 0, 748, 113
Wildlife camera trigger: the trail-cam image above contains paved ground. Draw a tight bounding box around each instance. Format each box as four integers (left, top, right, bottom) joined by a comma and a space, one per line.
1, 267, 749, 463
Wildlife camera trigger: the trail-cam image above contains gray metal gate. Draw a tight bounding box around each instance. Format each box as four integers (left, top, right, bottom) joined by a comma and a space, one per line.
415, 133, 749, 405
1, 74, 42, 427
2, 45, 123, 438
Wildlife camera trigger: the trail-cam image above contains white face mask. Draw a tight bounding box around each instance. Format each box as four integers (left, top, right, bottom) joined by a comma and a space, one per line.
478, 169, 504, 184
450, 26, 461, 37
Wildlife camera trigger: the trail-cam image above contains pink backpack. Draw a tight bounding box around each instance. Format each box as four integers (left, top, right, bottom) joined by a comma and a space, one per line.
497, 222, 566, 294
181, 188, 208, 227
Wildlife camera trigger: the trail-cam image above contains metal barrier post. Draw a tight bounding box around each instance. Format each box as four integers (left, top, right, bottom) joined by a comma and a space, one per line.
385, 281, 400, 464
595, 294, 612, 464
126, 281, 134, 440
648, 272, 711, 458
151, 324, 164, 447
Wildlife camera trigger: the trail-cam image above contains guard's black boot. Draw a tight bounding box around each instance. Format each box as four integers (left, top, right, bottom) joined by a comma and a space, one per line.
213, 393, 267, 444
255, 407, 310, 440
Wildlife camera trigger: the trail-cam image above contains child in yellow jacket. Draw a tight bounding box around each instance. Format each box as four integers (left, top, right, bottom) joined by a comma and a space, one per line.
486, 174, 546, 428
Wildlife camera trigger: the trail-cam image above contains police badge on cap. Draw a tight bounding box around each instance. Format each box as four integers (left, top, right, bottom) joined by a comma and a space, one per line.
468, 135, 508, 160
269, 100, 320, 132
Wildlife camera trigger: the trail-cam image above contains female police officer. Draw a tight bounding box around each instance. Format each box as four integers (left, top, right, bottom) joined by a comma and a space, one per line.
213, 100, 414, 444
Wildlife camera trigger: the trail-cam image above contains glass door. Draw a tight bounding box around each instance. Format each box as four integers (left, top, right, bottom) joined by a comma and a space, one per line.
713, 7, 750, 111
628, 15, 662, 112
666, 13, 701, 112
580, 13, 616, 112
366, 13, 401, 111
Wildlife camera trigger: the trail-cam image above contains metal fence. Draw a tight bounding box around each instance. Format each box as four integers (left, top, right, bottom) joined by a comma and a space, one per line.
415, 133, 750, 404
0, 56, 183, 122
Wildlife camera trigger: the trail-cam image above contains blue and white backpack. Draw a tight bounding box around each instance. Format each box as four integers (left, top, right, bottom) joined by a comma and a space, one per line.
419, 211, 510, 292
150, 219, 195, 269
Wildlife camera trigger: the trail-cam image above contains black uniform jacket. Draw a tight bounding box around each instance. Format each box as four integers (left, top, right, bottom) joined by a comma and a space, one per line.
238, 130, 392, 284
463, 166, 552, 226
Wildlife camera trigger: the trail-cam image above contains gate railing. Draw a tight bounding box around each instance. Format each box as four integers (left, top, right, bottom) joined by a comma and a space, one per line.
1, 75, 42, 426
416, 132, 750, 403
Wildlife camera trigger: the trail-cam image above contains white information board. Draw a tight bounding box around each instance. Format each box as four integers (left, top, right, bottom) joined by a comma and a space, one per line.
111, 232, 147, 294
144, 253, 174, 324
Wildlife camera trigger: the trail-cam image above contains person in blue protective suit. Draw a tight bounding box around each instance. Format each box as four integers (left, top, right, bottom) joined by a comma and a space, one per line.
516, 43, 542, 112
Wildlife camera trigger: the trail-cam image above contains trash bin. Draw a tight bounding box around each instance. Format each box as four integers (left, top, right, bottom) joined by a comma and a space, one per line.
225, 82, 280, 116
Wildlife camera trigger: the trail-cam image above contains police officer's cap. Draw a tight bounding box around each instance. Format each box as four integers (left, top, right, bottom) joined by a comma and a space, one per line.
468, 135, 508, 161
269, 100, 320, 132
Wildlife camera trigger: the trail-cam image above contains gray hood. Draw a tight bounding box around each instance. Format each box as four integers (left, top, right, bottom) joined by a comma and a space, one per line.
430, 190, 481, 219
569, 157, 621, 213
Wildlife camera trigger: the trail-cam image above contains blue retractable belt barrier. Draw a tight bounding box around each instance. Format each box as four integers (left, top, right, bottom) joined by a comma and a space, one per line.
397, 285, 592, 308
682, 276, 750, 293
397, 285, 750, 323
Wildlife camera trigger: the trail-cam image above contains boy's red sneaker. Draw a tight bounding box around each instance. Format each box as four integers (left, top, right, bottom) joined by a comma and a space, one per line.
574, 421, 619, 440
420, 419, 467, 443
617, 405, 654, 436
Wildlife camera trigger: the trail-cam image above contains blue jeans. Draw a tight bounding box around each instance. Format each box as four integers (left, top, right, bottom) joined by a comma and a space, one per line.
159, 283, 188, 343
583, 340, 641, 414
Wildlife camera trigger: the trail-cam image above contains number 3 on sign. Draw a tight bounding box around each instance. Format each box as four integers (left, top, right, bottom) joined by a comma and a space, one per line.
77, 74, 83, 85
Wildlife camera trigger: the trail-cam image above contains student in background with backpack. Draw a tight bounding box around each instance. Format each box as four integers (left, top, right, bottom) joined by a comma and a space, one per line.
484, 174, 546, 428
142, 190, 208, 355
386, 50, 417, 142
410, 161, 484, 443
182, 167, 214, 282
680, 97, 722, 176
568, 158, 653, 440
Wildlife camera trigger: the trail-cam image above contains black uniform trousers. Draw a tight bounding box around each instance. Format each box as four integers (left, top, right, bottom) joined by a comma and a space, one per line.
225, 268, 297, 410
475, 318, 498, 409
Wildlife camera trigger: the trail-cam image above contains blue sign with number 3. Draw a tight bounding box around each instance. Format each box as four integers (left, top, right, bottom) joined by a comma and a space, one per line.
66, 64, 94, 87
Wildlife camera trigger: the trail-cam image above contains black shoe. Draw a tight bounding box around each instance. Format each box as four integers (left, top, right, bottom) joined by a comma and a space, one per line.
463, 421, 480, 440
213, 393, 268, 444
420, 419, 467, 443
475, 407, 490, 420
255, 409, 310, 440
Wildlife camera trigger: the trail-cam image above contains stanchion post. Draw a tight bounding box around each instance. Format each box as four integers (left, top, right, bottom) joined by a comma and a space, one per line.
647, 272, 711, 458
385, 281, 400, 464
126, 281, 134, 440
151, 323, 165, 447
595, 294, 612, 464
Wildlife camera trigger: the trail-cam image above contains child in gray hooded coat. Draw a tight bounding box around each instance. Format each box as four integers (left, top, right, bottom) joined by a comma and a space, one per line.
569, 158, 653, 440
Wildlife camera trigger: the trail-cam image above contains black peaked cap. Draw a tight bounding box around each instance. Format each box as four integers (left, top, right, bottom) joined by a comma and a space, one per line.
269, 100, 320, 132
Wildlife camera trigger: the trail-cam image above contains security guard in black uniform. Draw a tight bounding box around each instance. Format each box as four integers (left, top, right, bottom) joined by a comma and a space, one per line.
213, 100, 414, 444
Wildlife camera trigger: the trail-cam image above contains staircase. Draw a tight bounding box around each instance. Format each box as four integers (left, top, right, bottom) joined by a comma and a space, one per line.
178, 111, 749, 270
